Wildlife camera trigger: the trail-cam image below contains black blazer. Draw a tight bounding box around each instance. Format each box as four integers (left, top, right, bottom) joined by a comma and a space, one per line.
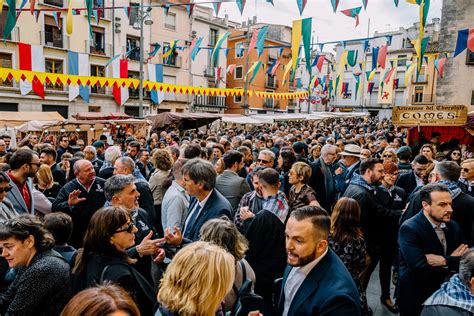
277, 249, 360, 316
395, 171, 419, 197
308, 159, 335, 213
398, 211, 464, 316
183, 190, 232, 241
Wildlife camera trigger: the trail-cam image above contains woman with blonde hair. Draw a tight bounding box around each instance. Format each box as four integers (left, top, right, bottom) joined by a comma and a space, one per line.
35, 164, 61, 200
157, 241, 235, 316
200, 218, 257, 312
61, 283, 140, 316
381, 148, 398, 164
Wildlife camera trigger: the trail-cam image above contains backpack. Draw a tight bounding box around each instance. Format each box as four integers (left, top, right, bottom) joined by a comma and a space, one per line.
231, 261, 265, 316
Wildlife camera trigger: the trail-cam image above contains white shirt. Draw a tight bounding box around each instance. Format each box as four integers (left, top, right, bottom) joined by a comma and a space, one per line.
184, 190, 213, 229
283, 247, 329, 316
414, 174, 425, 187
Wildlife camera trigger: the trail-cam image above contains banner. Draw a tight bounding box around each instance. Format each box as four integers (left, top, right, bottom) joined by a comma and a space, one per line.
392, 105, 468, 126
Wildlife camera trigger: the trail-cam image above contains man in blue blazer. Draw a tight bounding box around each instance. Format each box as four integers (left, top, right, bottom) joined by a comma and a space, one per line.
277, 206, 360, 316
181, 159, 232, 241
398, 183, 468, 316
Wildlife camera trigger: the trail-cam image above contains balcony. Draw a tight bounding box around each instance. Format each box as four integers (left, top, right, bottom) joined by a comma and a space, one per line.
41, 31, 68, 49
163, 56, 182, 68
412, 74, 428, 84
412, 94, 434, 104
193, 95, 226, 109
86, 41, 112, 57
266, 77, 278, 89
128, 48, 140, 61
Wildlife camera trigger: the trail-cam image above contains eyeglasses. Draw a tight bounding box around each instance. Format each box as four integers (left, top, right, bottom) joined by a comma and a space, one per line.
0, 186, 12, 193
452, 152, 461, 156
258, 159, 270, 164
29, 162, 41, 167
383, 154, 393, 158
462, 168, 471, 173
115, 222, 135, 234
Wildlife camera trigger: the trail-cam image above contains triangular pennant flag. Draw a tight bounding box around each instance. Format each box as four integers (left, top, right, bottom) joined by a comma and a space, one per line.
227, 64, 236, 75
372, 47, 379, 70
340, 6, 362, 27
297, 0, 308, 15
34, 9, 40, 22
362, 0, 368, 10
123, 6, 131, 18
282, 59, 293, 83
52, 12, 61, 29
163, 4, 170, 16
378, 45, 388, 69
211, 31, 230, 67
186, 4, 195, 17
435, 57, 447, 78
278, 47, 284, 57
302, 18, 312, 72
340, 41, 346, 49
92, 9, 98, 24
29, 0, 36, 15
330, 0, 340, 12
85, 0, 93, 39
66, 0, 73, 35
319, 43, 325, 52
362, 39, 369, 51
236, 0, 246, 15
256, 25, 268, 57
347, 50, 358, 67
469, 28, 474, 52
292, 19, 302, 71
386, 35, 393, 46
3, 0, 16, 41
247, 28, 259, 56
316, 55, 325, 73
212, 2, 222, 16
271, 60, 281, 76
190, 37, 203, 61
147, 43, 161, 60
394, 0, 399, 7
266, 0, 274, 5
453, 29, 469, 57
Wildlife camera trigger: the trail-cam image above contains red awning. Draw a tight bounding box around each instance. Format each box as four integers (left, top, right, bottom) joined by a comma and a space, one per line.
72, 112, 132, 120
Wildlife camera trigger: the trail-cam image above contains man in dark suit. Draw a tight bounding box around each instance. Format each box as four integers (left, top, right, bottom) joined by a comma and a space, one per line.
395, 154, 430, 197
40, 147, 66, 186
277, 206, 360, 316
398, 183, 468, 316
215, 150, 250, 212
181, 159, 232, 241
308, 144, 338, 212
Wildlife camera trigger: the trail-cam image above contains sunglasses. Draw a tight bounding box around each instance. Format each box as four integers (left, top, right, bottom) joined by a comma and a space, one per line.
0, 186, 12, 193
115, 222, 135, 234
383, 154, 393, 158
452, 152, 461, 156
462, 168, 471, 173
258, 159, 270, 164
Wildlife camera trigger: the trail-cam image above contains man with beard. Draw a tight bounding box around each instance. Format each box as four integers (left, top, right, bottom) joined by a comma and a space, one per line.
398, 184, 467, 316
237, 146, 253, 178
277, 206, 360, 316
6, 149, 40, 214
40, 147, 66, 186
52, 160, 106, 247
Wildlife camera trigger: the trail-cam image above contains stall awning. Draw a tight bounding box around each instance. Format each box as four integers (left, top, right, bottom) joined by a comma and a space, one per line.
72, 112, 132, 120
149, 112, 222, 130
0, 111, 64, 128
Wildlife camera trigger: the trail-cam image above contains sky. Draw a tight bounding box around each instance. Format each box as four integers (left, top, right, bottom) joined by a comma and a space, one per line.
198, 0, 443, 45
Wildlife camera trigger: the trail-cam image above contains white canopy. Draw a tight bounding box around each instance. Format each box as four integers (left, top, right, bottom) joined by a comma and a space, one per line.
220, 114, 265, 125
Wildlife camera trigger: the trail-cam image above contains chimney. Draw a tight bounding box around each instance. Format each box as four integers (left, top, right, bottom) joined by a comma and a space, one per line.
242, 21, 246, 27
224, 14, 228, 26
252, 16, 257, 25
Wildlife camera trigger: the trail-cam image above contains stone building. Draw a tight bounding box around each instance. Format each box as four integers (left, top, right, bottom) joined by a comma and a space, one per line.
436, 0, 474, 111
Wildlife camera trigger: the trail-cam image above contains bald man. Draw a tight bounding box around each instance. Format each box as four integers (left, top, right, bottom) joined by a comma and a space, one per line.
52, 159, 106, 247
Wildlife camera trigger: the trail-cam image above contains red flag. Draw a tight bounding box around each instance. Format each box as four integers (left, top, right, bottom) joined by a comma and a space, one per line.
378, 45, 388, 69
438, 57, 446, 78
316, 55, 325, 73
468, 28, 474, 52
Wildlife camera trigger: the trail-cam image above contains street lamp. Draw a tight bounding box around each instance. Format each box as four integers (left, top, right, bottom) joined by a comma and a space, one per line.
132, 4, 153, 118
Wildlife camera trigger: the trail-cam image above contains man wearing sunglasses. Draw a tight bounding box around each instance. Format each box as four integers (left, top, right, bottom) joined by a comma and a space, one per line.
6, 149, 39, 215
459, 158, 474, 198
104, 175, 165, 283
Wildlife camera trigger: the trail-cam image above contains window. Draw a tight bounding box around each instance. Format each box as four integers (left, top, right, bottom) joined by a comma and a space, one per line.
126, 36, 140, 61
162, 42, 178, 66
88, 106, 101, 112
164, 12, 176, 30
0, 102, 18, 111
90, 65, 105, 94
124, 106, 139, 117
90, 27, 105, 55
128, 71, 140, 98
234, 88, 242, 103
43, 0, 63, 7
0, 53, 12, 86
43, 15, 63, 49
42, 105, 68, 118
397, 55, 407, 67
471, 90, 474, 106
414, 86, 423, 103
209, 29, 218, 47
467, 49, 474, 65
266, 73, 276, 88
234, 66, 243, 79
163, 75, 176, 101
129, 3, 139, 26
45, 59, 64, 90
235, 42, 244, 58
264, 90, 274, 108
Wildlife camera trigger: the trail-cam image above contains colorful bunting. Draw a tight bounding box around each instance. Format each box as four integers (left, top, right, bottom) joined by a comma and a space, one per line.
453, 29, 474, 57
148, 43, 161, 60
405, 62, 416, 86
362, 0, 368, 10
246, 61, 263, 84
297, 0, 308, 15
256, 25, 269, 57
227, 64, 236, 75
291, 20, 302, 70
330, 0, 340, 13
367, 82, 375, 94
236, 0, 246, 15
378, 44, 388, 69
85, 0, 93, 38
247, 28, 259, 56
340, 6, 362, 27
393, 79, 399, 89
66, 0, 73, 35
434, 57, 447, 78
212, 2, 221, 16
162, 40, 177, 59
186, 4, 194, 17
372, 47, 379, 70
3, 0, 16, 40
413, 36, 430, 72
384, 68, 395, 84
347, 50, 358, 67
30, 0, 36, 15
316, 55, 325, 73
394, 0, 399, 7
211, 31, 230, 67
68, 51, 89, 102
148, 63, 164, 105
190, 37, 203, 61
270, 60, 281, 76
301, 18, 312, 72
283, 59, 293, 83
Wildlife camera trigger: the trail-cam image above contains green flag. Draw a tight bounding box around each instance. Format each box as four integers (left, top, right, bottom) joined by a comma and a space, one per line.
3, 0, 16, 41
301, 18, 312, 73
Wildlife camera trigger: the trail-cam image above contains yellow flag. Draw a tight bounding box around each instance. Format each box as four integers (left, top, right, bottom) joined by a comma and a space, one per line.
405, 0, 417, 4
310, 76, 318, 89
368, 69, 376, 81
245, 61, 260, 80
283, 59, 293, 83
66, 0, 73, 35
0, 0, 3, 13
405, 63, 416, 86
291, 20, 302, 71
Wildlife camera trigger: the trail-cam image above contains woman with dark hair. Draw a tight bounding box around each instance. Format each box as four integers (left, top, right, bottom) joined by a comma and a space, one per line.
61, 283, 140, 316
0, 172, 16, 223
329, 197, 370, 315
0, 214, 71, 315
71, 206, 156, 315
445, 148, 462, 165
277, 147, 297, 197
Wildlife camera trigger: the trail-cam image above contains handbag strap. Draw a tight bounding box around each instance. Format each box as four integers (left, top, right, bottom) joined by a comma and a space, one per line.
232, 261, 248, 295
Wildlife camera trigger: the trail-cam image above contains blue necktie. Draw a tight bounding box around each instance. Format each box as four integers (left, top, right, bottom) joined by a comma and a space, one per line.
184, 203, 201, 238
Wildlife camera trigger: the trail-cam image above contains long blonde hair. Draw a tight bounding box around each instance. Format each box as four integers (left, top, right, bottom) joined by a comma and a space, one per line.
157, 241, 235, 316
36, 164, 54, 189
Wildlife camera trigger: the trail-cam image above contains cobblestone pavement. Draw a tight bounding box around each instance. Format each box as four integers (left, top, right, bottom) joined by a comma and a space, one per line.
367, 264, 398, 316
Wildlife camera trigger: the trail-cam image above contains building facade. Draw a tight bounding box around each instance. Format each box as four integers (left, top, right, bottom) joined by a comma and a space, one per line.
436, 0, 474, 111
225, 19, 293, 115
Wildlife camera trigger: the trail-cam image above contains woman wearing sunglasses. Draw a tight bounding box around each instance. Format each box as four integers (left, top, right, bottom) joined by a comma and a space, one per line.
0, 172, 17, 223
71, 206, 157, 315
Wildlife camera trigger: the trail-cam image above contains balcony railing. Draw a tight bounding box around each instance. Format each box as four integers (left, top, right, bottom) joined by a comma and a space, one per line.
86, 41, 112, 57
42, 0, 63, 7
412, 94, 434, 104
163, 56, 182, 68
128, 48, 140, 61
412, 74, 428, 84
41, 31, 68, 49
193, 95, 226, 108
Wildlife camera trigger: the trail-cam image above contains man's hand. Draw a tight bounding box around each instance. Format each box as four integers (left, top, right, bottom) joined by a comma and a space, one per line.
152, 248, 166, 263
136, 231, 164, 257
425, 254, 447, 267
335, 167, 343, 175
165, 226, 183, 246
451, 244, 469, 257
240, 207, 255, 221
68, 190, 86, 206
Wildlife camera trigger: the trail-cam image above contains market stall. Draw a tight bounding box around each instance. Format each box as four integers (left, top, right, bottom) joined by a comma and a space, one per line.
149, 112, 222, 131
0, 111, 64, 128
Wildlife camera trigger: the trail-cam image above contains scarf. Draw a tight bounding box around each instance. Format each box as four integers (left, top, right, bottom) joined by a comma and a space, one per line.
319, 156, 335, 200
423, 274, 474, 313
262, 191, 289, 224
459, 178, 473, 192
438, 180, 462, 199
349, 173, 373, 191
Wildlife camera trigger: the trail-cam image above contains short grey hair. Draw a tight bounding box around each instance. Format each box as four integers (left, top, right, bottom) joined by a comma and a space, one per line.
321, 144, 337, 156
84, 146, 97, 157
435, 161, 461, 182
104, 175, 136, 201
104, 146, 122, 163
181, 158, 216, 191
117, 157, 135, 173
259, 149, 276, 161
459, 248, 474, 288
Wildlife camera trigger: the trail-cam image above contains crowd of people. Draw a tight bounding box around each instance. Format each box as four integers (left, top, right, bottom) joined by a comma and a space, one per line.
0, 116, 472, 316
